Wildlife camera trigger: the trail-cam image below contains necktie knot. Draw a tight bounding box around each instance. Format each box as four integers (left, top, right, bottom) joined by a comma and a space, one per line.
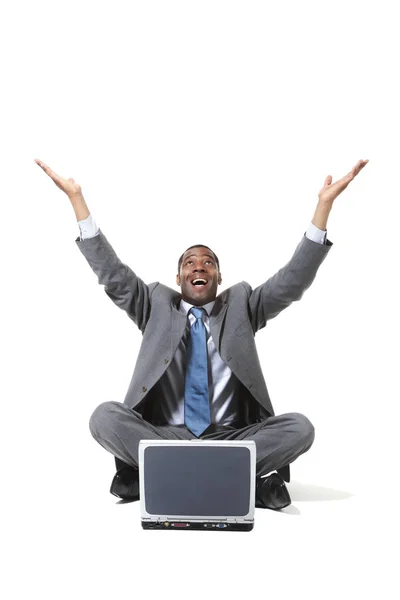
190, 307, 205, 320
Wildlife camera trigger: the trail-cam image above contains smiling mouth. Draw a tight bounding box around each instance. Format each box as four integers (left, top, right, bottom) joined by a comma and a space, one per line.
191, 278, 208, 288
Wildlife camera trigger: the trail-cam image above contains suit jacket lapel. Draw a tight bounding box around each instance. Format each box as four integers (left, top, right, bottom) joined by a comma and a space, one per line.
170, 303, 188, 356
209, 296, 228, 351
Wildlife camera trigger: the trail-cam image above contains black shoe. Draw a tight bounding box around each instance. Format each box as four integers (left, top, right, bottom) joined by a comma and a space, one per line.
255, 472, 291, 510
110, 466, 140, 501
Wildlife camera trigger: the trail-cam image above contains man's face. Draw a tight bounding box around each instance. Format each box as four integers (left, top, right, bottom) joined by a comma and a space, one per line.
176, 246, 222, 306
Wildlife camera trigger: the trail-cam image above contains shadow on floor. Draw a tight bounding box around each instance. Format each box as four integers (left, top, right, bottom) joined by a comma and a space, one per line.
288, 480, 354, 502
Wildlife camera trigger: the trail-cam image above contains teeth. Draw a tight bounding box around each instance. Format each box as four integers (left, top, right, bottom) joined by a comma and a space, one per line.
192, 279, 207, 285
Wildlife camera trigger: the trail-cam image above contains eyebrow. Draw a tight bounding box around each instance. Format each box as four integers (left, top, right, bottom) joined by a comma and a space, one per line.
185, 253, 215, 261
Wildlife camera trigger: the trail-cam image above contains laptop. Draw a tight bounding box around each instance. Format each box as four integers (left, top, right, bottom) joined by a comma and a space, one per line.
139, 439, 256, 531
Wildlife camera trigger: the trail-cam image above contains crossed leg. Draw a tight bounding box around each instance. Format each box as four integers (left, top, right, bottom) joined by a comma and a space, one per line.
89, 401, 315, 478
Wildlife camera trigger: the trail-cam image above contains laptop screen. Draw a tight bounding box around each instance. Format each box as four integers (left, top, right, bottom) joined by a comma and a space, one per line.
143, 444, 252, 517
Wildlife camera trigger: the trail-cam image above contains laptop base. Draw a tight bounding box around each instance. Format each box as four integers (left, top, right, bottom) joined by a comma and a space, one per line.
142, 520, 254, 531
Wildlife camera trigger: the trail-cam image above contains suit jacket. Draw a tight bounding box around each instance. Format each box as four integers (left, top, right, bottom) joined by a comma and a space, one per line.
76, 229, 332, 482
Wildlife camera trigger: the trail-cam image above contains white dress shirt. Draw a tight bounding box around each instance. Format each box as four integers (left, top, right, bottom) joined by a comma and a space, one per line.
77, 214, 327, 426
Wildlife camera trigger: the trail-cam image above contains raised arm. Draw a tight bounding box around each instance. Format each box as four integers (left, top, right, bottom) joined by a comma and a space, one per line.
248, 158, 369, 331
248, 233, 331, 331
35, 159, 153, 331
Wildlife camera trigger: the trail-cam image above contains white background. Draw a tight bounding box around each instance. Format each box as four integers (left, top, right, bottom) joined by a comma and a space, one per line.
1, 1, 399, 598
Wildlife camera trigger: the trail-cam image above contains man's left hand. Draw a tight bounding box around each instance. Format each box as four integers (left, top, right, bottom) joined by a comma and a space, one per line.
318, 159, 369, 205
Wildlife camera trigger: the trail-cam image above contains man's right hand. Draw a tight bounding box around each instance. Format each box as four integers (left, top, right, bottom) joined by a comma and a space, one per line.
35, 158, 90, 221
34, 158, 82, 198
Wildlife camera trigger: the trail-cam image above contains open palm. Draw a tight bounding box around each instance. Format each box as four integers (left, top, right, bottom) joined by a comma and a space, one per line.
34, 158, 82, 197
318, 159, 369, 205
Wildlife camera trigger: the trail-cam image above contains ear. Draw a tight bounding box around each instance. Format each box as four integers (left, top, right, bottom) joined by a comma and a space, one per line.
176, 274, 181, 286
218, 273, 222, 285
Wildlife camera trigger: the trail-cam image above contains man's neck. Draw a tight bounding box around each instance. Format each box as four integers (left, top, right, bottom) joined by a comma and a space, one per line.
180, 298, 215, 316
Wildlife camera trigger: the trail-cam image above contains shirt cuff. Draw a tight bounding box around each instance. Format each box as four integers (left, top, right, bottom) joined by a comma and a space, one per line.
77, 213, 100, 241
305, 221, 327, 245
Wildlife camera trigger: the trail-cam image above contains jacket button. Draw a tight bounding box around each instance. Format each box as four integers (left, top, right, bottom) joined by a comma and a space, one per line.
142, 386, 147, 393
164, 359, 169, 364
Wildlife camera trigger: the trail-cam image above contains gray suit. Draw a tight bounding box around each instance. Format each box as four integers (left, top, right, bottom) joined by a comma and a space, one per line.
76, 229, 332, 482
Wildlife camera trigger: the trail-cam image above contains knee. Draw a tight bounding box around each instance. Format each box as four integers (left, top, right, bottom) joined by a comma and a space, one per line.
290, 412, 315, 448
89, 401, 121, 439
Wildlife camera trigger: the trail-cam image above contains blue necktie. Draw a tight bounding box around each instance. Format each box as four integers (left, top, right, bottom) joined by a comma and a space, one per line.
184, 307, 211, 437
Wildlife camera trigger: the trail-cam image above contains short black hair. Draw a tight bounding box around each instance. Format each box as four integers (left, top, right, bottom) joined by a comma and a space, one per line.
178, 244, 220, 273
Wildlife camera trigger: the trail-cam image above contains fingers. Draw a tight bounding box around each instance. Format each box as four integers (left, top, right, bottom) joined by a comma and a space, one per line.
34, 158, 62, 184
352, 159, 369, 177
34, 158, 49, 171
323, 175, 332, 187
35, 158, 52, 175
336, 159, 368, 185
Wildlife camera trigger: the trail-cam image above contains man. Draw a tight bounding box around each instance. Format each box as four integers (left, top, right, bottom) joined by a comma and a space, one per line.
35, 157, 368, 510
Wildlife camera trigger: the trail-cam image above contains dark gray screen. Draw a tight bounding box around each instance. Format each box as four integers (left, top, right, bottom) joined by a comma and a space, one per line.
144, 445, 251, 516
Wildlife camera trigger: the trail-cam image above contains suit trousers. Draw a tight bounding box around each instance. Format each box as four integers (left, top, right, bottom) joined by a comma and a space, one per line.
89, 401, 315, 479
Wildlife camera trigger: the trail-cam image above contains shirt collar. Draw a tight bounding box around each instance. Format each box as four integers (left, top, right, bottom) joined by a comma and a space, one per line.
180, 298, 215, 317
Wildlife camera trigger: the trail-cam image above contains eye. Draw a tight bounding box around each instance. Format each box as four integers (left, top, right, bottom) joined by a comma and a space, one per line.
205, 260, 214, 265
